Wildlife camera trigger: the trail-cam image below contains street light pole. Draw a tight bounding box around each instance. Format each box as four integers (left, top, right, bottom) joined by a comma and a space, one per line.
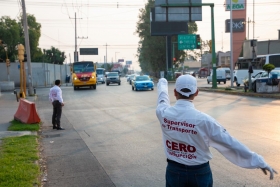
4, 45, 10, 81
115, 52, 120, 63
230, 0, 234, 87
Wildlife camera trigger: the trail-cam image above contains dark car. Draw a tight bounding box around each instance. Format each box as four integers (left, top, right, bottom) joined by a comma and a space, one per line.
132, 75, 154, 91
129, 74, 137, 85
106, 72, 121, 86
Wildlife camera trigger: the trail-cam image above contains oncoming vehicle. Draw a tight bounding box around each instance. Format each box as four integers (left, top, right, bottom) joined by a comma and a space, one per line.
96, 68, 105, 84
106, 72, 121, 86
234, 53, 280, 87
127, 74, 135, 82
72, 61, 97, 90
132, 75, 154, 91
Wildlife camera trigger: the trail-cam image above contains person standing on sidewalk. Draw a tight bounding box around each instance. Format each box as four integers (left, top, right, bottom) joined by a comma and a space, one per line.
49, 79, 65, 130
156, 75, 277, 187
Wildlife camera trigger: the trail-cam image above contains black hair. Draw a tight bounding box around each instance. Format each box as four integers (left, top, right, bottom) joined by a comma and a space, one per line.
55, 80, 61, 86
176, 88, 195, 99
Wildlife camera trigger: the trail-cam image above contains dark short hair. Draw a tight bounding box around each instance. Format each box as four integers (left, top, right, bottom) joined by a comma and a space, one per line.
176, 88, 195, 99
55, 80, 61, 86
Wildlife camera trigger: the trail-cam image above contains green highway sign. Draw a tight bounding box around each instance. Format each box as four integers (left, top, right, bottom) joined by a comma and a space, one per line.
178, 34, 197, 50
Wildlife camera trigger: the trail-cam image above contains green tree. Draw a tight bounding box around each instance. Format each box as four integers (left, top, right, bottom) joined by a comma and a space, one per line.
18, 14, 42, 62
263, 63, 275, 77
0, 16, 21, 62
101, 62, 114, 72
0, 14, 43, 62
43, 46, 66, 65
135, 0, 198, 76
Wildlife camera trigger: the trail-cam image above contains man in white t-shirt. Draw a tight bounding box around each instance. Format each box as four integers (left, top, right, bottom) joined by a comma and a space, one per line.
156, 75, 277, 187
49, 79, 65, 130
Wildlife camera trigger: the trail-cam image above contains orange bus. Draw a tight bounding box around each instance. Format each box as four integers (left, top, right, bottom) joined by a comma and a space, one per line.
72, 61, 97, 90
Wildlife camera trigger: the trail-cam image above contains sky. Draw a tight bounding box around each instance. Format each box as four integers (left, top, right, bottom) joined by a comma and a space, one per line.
1, 0, 280, 71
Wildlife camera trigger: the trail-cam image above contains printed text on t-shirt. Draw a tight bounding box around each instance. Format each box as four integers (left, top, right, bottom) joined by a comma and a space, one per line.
163, 118, 197, 135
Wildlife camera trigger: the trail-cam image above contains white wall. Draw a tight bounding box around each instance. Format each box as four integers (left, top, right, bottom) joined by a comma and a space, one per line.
0, 62, 71, 87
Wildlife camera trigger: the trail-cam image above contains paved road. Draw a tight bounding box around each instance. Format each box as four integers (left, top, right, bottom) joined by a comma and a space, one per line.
1, 77, 279, 186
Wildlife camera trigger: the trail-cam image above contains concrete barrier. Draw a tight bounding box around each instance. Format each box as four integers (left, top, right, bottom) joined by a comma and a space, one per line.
256, 79, 280, 93
14, 98, 41, 124
0, 81, 15, 92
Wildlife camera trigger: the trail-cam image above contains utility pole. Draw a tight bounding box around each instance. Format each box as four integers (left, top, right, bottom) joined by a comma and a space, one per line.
115, 52, 120, 63
253, 0, 255, 40
230, 0, 234, 87
104, 43, 109, 69
249, 0, 256, 90
70, 13, 82, 62
22, 0, 33, 95
247, 17, 251, 39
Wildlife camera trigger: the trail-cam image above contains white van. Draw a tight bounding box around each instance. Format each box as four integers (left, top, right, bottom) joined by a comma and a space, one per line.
218, 67, 231, 80
207, 69, 227, 84
96, 68, 105, 84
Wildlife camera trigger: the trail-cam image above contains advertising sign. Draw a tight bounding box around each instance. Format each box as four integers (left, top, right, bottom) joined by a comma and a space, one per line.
155, 0, 202, 21
225, 0, 245, 11
126, 61, 132, 65
118, 59, 124, 62
80, 48, 98, 55
225, 19, 245, 33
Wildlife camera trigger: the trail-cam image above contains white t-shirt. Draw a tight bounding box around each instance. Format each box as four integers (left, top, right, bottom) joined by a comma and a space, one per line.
156, 78, 268, 169
49, 85, 63, 103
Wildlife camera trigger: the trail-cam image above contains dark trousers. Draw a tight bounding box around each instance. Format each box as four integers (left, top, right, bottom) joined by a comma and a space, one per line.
52, 101, 62, 128
166, 159, 213, 187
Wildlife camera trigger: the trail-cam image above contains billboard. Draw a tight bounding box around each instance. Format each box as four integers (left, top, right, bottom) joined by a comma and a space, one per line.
225, 0, 245, 11
80, 48, 98, 55
154, 0, 202, 21
225, 19, 245, 33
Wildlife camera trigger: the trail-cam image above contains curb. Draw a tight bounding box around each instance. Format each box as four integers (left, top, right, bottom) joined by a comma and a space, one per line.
198, 87, 280, 99
0, 131, 37, 139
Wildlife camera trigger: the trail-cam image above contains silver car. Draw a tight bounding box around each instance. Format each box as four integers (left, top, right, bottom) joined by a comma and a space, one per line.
106, 72, 121, 86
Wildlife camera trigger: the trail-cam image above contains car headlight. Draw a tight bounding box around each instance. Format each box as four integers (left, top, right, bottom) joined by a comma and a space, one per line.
74, 77, 77, 80
92, 76, 95, 79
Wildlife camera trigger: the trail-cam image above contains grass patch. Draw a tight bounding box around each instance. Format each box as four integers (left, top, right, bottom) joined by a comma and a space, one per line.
8, 120, 40, 131
0, 135, 40, 187
225, 87, 232, 91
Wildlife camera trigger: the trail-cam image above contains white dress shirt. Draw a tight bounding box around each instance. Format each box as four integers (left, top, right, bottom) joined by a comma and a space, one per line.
156, 78, 268, 169
49, 85, 63, 103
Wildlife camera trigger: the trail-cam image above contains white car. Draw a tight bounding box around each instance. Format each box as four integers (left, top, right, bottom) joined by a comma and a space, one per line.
251, 70, 280, 92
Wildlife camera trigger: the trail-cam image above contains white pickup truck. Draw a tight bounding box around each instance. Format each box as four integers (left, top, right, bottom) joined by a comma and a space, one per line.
233, 69, 263, 87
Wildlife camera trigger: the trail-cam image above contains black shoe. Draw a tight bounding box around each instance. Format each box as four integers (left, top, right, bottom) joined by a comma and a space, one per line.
53, 126, 57, 129
57, 127, 65, 130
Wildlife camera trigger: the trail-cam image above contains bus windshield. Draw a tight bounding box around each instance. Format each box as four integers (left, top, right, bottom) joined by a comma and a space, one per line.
73, 61, 94, 73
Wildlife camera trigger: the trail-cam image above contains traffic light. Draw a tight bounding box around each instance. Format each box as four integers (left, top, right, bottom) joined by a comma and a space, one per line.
23, 54, 27, 62
173, 57, 176, 63
6, 59, 10, 67
18, 44, 25, 61
196, 35, 201, 49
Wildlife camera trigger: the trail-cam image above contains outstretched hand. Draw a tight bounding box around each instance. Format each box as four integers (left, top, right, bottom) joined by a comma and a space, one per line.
261, 166, 278, 180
